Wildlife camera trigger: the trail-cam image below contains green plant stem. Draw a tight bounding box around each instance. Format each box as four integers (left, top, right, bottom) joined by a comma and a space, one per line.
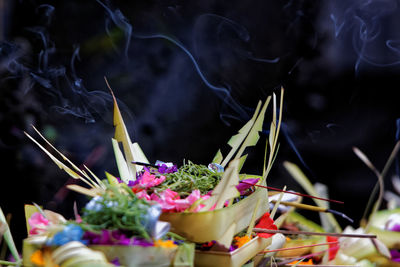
0, 260, 21, 266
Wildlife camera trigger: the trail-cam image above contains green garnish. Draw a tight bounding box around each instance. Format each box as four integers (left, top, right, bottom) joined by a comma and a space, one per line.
81, 183, 152, 239
156, 161, 222, 196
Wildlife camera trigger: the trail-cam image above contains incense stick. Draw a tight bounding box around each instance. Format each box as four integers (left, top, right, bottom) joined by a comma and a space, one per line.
253, 228, 376, 238
275, 247, 359, 267
270, 200, 353, 223
131, 161, 158, 168
285, 266, 358, 267
261, 241, 339, 253
241, 181, 344, 204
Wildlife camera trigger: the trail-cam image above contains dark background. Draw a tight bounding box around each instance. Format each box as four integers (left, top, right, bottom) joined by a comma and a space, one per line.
1, 0, 400, 250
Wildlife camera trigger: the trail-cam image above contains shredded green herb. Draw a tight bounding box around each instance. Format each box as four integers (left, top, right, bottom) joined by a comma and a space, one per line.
81, 183, 152, 239
156, 161, 222, 196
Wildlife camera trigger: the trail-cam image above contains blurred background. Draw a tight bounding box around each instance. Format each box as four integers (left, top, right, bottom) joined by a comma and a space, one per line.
1, 0, 400, 250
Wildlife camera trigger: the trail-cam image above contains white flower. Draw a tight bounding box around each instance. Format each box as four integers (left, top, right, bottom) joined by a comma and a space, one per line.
85, 196, 103, 212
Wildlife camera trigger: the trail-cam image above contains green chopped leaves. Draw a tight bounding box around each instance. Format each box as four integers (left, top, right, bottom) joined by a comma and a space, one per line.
81, 184, 153, 240
156, 161, 222, 196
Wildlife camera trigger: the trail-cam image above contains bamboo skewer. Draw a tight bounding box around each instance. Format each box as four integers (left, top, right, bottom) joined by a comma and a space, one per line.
260, 241, 339, 253
284, 266, 359, 267
132, 161, 158, 168
241, 181, 344, 204
270, 200, 353, 223
253, 228, 377, 239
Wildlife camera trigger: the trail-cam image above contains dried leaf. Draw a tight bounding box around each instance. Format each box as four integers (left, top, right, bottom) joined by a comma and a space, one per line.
25, 131, 100, 189
83, 165, 106, 190
110, 89, 137, 178
236, 97, 270, 159
132, 142, 149, 172
263, 88, 284, 183
220, 101, 263, 167
201, 159, 241, 210
0, 207, 21, 263
283, 161, 341, 233
0, 222, 6, 237
215, 223, 237, 249
105, 171, 119, 185
393, 175, 400, 194
30, 126, 101, 189
246, 198, 262, 237
66, 185, 101, 198
237, 154, 248, 173
212, 149, 223, 165
269, 93, 277, 154
111, 138, 132, 183
25, 132, 81, 179
270, 185, 286, 220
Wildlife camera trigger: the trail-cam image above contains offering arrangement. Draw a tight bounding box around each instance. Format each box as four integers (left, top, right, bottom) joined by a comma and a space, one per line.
1, 86, 399, 267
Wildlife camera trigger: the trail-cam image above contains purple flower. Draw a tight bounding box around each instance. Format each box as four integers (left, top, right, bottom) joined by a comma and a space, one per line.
111, 258, 121, 266
385, 214, 400, 232
236, 178, 259, 195
127, 180, 137, 187
132, 239, 154, 247
117, 177, 137, 187
390, 250, 400, 262
158, 164, 177, 174
83, 230, 131, 245
83, 230, 155, 247
390, 224, 400, 232
156, 161, 178, 174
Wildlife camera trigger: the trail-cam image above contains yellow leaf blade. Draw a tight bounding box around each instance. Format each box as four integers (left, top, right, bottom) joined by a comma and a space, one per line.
236, 96, 270, 159
66, 184, 102, 198
110, 89, 137, 177
202, 159, 241, 210
220, 101, 263, 167
111, 138, 132, 183
283, 161, 341, 233
24, 132, 82, 180
212, 149, 223, 164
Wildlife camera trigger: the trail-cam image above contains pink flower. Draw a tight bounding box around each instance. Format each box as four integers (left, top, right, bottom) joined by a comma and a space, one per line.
28, 212, 50, 235
136, 190, 151, 201
151, 189, 180, 211
151, 189, 210, 212
134, 171, 166, 190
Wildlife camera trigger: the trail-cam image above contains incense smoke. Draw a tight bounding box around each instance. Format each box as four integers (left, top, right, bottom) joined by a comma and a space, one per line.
96, 0, 267, 124
325, 0, 400, 72
0, 4, 113, 124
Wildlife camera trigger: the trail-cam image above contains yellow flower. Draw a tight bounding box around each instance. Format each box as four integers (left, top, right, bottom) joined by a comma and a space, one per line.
234, 235, 251, 248
288, 259, 313, 265
30, 250, 44, 266
154, 239, 177, 248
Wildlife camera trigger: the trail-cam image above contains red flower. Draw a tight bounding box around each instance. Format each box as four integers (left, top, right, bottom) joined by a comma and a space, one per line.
254, 212, 277, 238
326, 236, 340, 261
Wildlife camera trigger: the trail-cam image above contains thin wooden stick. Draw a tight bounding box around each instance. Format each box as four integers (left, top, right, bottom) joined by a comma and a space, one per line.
275, 247, 359, 267
261, 241, 338, 253
253, 228, 376, 239
131, 161, 158, 168
286, 266, 358, 267
241, 181, 344, 204
270, 185, 286, 220
270, 200, 353, 223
